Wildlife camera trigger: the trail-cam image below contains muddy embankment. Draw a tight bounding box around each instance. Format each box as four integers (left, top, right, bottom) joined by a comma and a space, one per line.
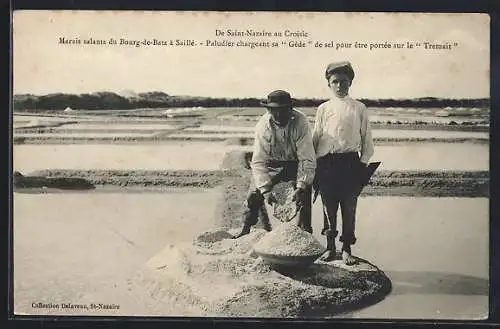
17, 150, 489, 198
13, 171, 95, 190
24, 169, 232, 189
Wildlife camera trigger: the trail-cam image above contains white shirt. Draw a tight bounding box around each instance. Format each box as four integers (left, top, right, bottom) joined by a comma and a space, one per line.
312, 96, 374, 163
251, 109, 316, 194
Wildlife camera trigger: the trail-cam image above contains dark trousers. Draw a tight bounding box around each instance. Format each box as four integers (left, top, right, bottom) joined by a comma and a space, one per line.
317, 152, 363, 246
243, 161, 313, 233
321, 190, 358, 245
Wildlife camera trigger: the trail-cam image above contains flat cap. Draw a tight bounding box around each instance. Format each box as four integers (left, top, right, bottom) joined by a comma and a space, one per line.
325, 61, 355, 81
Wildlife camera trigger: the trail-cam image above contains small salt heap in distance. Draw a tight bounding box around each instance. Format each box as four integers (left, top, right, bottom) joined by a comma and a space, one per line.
253, 222, 325, 257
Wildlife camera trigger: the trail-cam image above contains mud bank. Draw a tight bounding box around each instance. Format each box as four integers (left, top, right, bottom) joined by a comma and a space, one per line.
27, 169, 234, 188
367, 170, 489, 197
21, 166, 488, 198
214, 151, 253, 229
13, 171, 95, 190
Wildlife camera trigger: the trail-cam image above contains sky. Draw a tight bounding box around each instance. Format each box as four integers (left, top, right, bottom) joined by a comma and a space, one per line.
13, 11, 490, 99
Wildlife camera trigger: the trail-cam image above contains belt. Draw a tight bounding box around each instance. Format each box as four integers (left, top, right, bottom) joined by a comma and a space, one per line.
265, 159, 298, 168
323, 152, 359, 160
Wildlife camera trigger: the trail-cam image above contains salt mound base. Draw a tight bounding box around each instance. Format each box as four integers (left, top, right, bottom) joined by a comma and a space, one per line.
133, 228, 392, 317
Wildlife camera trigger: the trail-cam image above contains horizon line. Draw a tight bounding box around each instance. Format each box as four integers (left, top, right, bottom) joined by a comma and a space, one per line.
12, 92, 491, 101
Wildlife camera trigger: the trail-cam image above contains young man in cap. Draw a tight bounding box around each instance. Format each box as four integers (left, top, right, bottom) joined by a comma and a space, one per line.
312, 61, 374, 265
233, 90, 316, 239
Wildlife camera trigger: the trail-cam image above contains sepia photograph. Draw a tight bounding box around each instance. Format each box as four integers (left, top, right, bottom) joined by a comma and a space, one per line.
11, 11, 490, 320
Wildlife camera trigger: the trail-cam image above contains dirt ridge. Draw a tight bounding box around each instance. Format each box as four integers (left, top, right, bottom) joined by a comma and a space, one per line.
18, 165, 489, 198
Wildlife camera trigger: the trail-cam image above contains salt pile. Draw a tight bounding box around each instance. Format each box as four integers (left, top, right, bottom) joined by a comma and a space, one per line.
253, 222, 325, 257
132, 228, 391, 317
193, 228, 267, 256
271, 182, 297, 222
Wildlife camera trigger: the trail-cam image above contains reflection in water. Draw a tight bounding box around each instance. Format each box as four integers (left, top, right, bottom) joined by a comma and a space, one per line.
13, 142, 489, 173
385, 271, 488, 296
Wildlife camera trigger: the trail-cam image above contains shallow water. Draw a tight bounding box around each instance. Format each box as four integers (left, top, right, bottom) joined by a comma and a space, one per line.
371, 143, 488, 171
13, 189, 221, 316
13, 142, 489, 173
310, 197, 489, 320
13, 142, 233, 172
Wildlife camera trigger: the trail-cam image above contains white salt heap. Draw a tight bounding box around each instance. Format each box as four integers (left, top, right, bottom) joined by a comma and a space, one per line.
253, 222, 325, 257
272, 184, 297, 222
126, 228, 389, 317
269, 181, 302, 222
193, 228, 267, 256
273, 203, 297, 222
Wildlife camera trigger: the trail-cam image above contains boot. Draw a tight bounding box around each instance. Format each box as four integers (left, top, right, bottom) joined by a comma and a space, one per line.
233, 192, 261, 239
232, 223, 251, 239
232, 209, 255, 239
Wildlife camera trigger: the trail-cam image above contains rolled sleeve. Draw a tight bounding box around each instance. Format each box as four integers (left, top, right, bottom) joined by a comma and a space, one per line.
295, 117, 317, 188
359, 106, 374, 164
250, 122, 272, 194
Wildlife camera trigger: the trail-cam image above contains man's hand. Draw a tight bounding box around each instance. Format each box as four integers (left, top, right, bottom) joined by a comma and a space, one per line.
263, 191, 277, 205
291, 187, 306, 207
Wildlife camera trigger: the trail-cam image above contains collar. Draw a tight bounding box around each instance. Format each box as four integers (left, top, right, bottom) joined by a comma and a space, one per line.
267, 110, 296, 127
331, 95, 351, 102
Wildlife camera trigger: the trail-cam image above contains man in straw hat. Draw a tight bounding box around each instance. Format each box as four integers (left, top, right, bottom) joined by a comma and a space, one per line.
312, 61, 375, 265
232, 90, 317, 239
